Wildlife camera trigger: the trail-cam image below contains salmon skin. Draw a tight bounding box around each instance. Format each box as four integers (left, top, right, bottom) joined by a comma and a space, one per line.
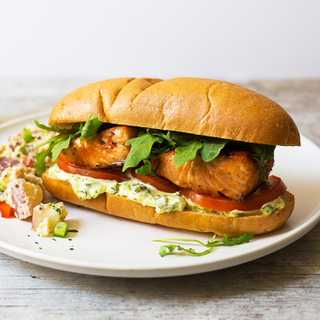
59, 126, 139, 169
155, 149, 274, 201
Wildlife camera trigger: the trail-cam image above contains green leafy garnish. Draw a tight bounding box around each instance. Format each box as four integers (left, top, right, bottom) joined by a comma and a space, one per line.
153, 233, 253, 257
124, 129, 229, 175
200, 138, 228, 162
135, 155, 157, 176
80, 113, 103, 142
33, 114, 103, 175
124, 127, 274, 183
173, 140, 202, 166
35, 143, 54, 176
22, 127, 34, 143
123, 133, 164, 171
251, 144, 275, 182
158, 244, 216, 257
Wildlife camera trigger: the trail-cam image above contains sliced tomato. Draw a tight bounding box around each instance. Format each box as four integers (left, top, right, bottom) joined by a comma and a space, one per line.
182, 176, 287, 212
0, 202, 14, 218
57, 157, 128, 182
131, 169, 181, 193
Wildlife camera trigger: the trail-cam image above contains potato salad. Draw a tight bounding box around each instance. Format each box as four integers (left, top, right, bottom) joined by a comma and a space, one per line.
0, 126, 56, 220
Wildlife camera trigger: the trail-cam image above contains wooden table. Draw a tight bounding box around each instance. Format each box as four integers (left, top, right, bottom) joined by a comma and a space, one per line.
0, 79, 319, 319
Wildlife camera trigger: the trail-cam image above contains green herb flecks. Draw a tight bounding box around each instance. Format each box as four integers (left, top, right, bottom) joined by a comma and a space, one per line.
153, 233, 253, 257
33, 114, 103, 175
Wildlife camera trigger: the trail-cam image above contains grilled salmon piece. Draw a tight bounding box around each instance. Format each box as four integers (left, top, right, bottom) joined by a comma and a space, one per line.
59, 126, 139, 169
155, 149, 274, 201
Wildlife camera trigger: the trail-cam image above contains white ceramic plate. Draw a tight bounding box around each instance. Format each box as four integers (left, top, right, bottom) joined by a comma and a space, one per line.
0, 112, 319, 278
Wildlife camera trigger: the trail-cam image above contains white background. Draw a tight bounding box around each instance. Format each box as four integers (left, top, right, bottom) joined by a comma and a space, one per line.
0, 0, 320, 80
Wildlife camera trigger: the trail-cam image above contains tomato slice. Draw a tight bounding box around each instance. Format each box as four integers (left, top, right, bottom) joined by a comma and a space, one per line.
0, 202, 14, 218
182, 176, 287, 212
131, 169, 181, 193
57, 157, 129, 182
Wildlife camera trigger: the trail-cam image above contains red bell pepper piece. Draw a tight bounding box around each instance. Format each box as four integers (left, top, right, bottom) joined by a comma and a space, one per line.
0, 202, 14, 218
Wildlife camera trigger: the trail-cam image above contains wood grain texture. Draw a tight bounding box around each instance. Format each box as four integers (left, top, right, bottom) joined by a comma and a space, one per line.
0, 79, 319, 319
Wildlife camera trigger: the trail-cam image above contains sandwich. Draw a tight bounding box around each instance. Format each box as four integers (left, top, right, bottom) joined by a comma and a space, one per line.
37, 77, 300, 237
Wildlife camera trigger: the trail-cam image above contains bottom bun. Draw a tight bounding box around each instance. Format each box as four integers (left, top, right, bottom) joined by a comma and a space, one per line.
42, 171, 295, 237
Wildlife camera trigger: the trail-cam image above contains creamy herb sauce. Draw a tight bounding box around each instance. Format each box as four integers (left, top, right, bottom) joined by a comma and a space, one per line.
48, 165, 285, 216
48, 165, 187, 213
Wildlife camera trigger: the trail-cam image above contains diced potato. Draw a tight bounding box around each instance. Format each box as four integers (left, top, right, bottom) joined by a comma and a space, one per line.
32, 202, 68, 236
36, 217, 51, 236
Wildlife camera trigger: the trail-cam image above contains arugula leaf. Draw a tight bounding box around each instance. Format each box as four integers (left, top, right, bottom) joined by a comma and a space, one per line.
135, 157, 156, 176
153, 233, 253, 257
51, 136, 72, 162
170, 131, 198, 147
80, 114, 103, 143
124, 129, 230, 172
251, 144, 276, 182
218, 233, 253, 246
200, 138, 228, 162
147, 129, 176, 147
145, 129, 175, 155
123, 134, 163, 171
33, 113, 103, 175
36, 133, 68, 148
34, 119, 61, 133
35, 143, 54, 175
159, 245, 216, 257
22, 128, 34, 143
173, 140, 202, 167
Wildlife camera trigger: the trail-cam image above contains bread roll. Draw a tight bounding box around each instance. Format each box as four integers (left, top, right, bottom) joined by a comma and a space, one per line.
43, 77, 300, 236
49, 77, 300, 146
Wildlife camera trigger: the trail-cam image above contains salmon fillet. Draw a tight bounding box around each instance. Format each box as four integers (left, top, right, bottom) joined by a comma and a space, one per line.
60, 126, 139, 169
155, 149, 274, 201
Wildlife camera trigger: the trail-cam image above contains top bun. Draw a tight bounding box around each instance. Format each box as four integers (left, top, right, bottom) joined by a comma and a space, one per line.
49, 77, 300, 146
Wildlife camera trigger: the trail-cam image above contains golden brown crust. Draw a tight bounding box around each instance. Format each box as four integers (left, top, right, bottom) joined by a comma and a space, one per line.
49, 77, 300, 146
49, 78, 162, 124
42, 171, 295, 237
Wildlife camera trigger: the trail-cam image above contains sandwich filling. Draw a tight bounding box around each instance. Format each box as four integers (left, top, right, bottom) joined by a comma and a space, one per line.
58, 125, 274, 202
47, 164, 285, 217
35, 117, 287, 215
